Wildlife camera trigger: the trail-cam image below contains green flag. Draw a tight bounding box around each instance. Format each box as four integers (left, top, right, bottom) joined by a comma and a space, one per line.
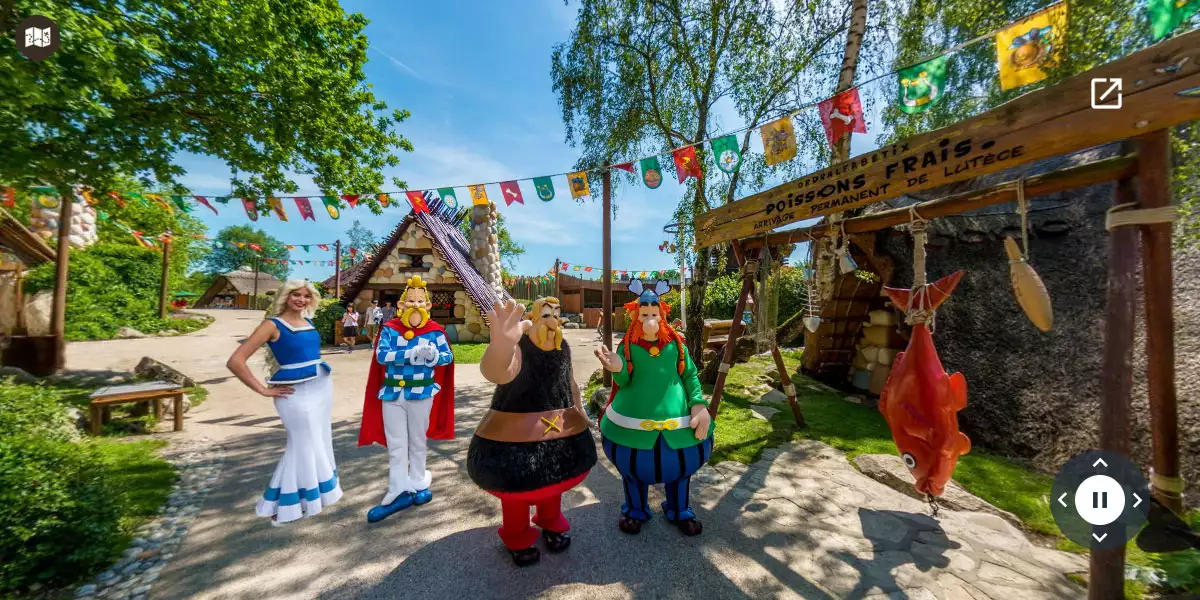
710, 135, 742, 174
898, 55, 950, 114
640, 156, 663, 189
321, 196, 341, 220
170, 195, 193, 213
301, 245, 310, 252
437, 187, 459, 209
214, 196, 232, 204
1150, 0, 1198, 40
533, 176, 556, 201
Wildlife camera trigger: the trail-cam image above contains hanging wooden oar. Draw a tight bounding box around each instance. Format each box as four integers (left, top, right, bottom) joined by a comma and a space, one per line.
1005, 178, 1054, 332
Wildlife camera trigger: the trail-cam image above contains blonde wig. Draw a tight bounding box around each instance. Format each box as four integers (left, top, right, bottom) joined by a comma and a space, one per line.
270, 279, 321, 319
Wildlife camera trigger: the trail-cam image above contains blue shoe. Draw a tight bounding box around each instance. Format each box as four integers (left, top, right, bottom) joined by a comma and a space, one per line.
413, 488, 433, 506
367, 492, 414, 523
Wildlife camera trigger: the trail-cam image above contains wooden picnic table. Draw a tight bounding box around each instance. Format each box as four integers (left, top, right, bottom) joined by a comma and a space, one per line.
88, 381, 185, 435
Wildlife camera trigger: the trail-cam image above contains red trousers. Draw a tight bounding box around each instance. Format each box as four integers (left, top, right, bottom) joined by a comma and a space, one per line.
485, 471, 589, 550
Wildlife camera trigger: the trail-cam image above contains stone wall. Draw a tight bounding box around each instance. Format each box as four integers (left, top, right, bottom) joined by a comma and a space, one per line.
364, 221, 491, 343
470, 203, 504, 297
29, 193, 99, 249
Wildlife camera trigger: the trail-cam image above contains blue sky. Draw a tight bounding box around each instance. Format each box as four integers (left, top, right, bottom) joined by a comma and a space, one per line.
176, 0, 890, 282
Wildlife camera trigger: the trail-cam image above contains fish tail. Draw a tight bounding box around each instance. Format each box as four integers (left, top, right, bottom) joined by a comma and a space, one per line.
885, 271, 966, 314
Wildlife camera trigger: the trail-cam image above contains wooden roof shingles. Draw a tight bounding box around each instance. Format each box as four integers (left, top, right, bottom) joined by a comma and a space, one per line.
337, 219, 412, 305
0, 212, 54, 266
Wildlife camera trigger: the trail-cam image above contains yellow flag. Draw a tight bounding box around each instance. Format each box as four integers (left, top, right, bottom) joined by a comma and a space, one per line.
148, 194, 174, 214
760, 116, 797, 166
468, 185, 490, 206
996, 3, 1067, 91
568, 171, 590, 198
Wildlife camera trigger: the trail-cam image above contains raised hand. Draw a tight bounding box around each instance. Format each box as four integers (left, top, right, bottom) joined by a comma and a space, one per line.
487, 299, 531, 349
594, 345, 622, 373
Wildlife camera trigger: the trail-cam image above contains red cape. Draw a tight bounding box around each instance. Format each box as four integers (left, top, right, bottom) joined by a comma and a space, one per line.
358, 318, 456, 447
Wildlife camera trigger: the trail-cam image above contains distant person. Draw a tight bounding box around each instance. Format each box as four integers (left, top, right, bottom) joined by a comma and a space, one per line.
380, 300, 396, 325
225, 279, 341, 525
341, 307, 359, 352
365, 299, 383, 341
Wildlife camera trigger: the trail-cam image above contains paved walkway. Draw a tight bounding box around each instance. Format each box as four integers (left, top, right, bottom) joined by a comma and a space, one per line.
66, 310, 1087, 600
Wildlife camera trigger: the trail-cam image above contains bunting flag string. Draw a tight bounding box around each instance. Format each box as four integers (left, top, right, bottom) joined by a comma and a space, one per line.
12, 1, 1165, 225
553, 259, 688, 280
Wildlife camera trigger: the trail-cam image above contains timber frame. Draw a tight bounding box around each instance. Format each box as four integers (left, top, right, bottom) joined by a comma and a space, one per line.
695, 31, 1199, 600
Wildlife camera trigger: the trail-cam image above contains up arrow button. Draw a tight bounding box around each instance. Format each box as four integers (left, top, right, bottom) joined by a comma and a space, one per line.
1093, 458, 1109, 468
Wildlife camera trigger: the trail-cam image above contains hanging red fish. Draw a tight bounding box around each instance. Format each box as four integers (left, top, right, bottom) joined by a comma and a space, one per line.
879, 271, 971, 498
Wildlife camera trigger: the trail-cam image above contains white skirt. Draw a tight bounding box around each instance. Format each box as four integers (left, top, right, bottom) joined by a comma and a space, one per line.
255, 371, 343, 522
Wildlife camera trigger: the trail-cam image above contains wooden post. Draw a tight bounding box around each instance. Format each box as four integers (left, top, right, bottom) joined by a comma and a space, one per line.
158, 236, 171, 319
554, 258, 561, 300
602, 169, 613, 388
1136, 129, 1183, 513
1089, 177, 1139, 600
50, 185, 73, 371
334, 240, 342, 299
708, 247, 757, 418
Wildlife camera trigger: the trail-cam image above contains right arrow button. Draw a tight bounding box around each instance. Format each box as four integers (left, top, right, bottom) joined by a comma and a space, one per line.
1133, 492, 1143, 508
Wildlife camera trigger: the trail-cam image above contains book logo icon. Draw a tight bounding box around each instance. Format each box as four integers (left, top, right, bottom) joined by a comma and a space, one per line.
16, 16, 59, 61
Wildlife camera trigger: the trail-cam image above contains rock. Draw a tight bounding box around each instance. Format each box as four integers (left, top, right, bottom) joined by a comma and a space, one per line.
562, 322, 580, 329
852, 454, 1023, 527
134, 357, 195, 387
466, 322, 481, 334
155, 330, 178, 336
758, 388, 789, 405
76, 584, 98, 596
765, 368, 782, 386
750, 405, 779, 421
587, 387, 610, 416
116, 327, 147, 339
0, 365, 38, 383
844, 395, 865, 405
702, 349, 717, 363
24, 290, 53, 336
164, 395, 192, 417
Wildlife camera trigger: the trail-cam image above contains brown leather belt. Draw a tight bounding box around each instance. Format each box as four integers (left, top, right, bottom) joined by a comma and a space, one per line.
474, 408, 590, 443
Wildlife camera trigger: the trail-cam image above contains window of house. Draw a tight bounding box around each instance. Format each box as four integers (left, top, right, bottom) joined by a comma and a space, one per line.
430, 290, 455, 320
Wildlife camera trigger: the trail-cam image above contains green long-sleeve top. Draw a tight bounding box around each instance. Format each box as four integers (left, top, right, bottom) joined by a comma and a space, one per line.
599, 338, 713, 450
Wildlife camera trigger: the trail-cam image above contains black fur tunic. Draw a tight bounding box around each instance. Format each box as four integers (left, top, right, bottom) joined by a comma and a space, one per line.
467, 336, 597, 493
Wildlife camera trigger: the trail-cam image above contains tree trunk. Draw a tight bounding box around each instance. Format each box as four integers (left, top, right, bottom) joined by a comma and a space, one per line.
815, 0, 870, 303
685, 246, 710, 364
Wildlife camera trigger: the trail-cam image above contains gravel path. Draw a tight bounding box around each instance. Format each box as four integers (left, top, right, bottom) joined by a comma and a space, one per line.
64, 309, 1087, 599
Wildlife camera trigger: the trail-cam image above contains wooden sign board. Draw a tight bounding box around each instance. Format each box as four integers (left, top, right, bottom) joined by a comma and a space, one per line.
696, 29, 1200, 249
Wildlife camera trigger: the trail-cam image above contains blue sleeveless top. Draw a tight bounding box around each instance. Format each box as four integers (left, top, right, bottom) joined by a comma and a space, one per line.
266, 317, 332, 384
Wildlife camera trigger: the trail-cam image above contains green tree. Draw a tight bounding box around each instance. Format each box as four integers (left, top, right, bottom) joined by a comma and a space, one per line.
344, 219, 378, 266
204, 225, 290, 280
551, 0, 851, 361
0, 0, 414, 212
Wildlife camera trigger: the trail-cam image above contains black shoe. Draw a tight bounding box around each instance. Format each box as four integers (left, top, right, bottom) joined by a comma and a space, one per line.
542, 529, 571, 553
675, 518, 703, 536
510, 546, 541, 567
618, 516, 643, 535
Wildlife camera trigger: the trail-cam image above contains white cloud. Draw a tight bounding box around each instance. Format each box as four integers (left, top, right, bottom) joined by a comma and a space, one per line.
372, 48, 427, 82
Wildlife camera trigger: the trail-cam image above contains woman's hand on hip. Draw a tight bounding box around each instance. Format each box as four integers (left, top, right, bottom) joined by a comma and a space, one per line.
261, 385, 295, 398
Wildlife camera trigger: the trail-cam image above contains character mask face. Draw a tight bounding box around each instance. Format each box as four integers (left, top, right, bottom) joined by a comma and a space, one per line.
638, 305, 662, 339
401, 287, 431, 329
528, 297, 564, 350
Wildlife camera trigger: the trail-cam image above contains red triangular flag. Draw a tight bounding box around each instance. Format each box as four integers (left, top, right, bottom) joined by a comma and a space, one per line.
341, 194, 360, 208
107, 192, 126, 208
613, 163, 635, 173
294, 197, 316, 221
406, 191, 429, 213
317, 244, 329, 251
817, 88, 867, 148
241, 198, 259, 221
349, 248, 358, 256
193, 196, 219, 215
249, 243, 263, 252
673, 146, 703, 183
499, 181, 524, 206
1, 187, 13, 208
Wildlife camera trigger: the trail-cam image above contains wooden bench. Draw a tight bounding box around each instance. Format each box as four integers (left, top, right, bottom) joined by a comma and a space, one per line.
702, 319, 734, 352
89, 381, 185, 435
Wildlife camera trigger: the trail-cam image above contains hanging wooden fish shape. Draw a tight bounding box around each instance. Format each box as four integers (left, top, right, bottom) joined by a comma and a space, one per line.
1003, 237, 1053, 332
879, 271, 971, 498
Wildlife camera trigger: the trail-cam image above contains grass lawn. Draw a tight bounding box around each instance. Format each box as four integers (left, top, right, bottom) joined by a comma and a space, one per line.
94, 439, 176, 537
709, 352, 1199, 597
453, 342, 488, 364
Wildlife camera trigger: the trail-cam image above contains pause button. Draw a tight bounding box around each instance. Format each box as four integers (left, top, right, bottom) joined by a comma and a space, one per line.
1074, 475, 1126, 526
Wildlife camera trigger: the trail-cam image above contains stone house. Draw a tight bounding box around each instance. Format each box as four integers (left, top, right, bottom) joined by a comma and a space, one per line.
194, 268, 283, 309
0, 211, 54, 336
337, 200, 508, 343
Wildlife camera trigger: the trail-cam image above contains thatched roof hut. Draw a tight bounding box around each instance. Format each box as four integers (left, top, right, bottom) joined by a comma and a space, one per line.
194, 268, 283, 309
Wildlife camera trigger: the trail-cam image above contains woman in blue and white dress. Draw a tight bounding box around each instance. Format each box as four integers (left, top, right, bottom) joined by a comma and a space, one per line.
226, 279, 342, 524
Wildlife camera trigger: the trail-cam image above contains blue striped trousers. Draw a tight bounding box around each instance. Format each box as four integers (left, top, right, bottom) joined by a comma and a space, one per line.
601, 434, 713, 522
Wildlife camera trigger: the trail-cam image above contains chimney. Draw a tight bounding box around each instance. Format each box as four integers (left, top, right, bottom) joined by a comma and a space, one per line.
470, 202, 503, 295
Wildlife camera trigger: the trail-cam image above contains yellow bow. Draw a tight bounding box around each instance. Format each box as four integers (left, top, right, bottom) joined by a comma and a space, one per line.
640, 419, 679, 431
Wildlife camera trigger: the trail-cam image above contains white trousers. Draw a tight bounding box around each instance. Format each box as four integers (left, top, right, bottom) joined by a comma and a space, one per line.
380, 398, 434, 504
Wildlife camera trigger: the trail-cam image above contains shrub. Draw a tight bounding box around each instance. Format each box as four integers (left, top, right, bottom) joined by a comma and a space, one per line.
0, 384, 77, 442
702, 268, 808, 323
312, 298, 345, 345
0, 436, 126, 593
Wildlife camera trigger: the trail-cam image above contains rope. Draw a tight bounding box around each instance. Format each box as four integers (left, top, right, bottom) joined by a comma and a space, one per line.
1105, 203, 1179, 231
1015, 177, 1030, 260
907, 206, 934, 327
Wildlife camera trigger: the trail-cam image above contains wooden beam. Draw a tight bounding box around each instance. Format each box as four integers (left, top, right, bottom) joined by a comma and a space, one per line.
697, 32, 1200, 247
602, 169, 613, 388
158, 237, 171, 319
744, 155, 1138, 249
50, 186, 72, 371
1090, 177, 1139, 600
1136, 129, 1183, 513
709, 242, 756, 418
